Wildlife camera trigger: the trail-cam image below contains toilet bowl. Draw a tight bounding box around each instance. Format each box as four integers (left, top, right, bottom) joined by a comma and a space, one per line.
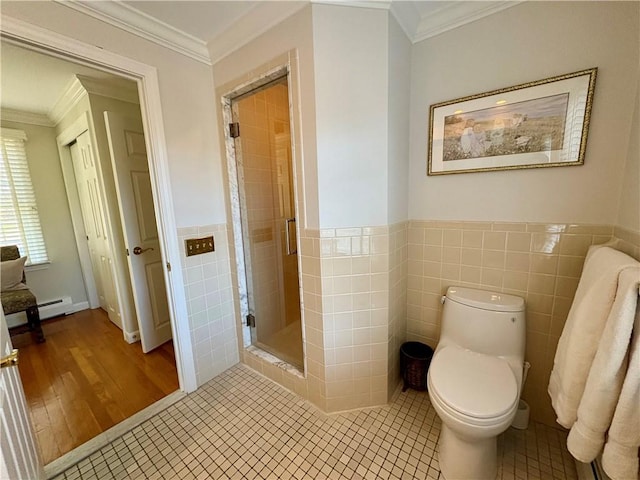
427, 287, 525, 480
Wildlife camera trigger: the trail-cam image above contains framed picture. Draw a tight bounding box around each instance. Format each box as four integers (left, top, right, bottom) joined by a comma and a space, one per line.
427, 68, 597, 175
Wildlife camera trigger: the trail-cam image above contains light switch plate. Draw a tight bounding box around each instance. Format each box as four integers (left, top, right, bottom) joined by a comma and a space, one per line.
185, 236, 214, 256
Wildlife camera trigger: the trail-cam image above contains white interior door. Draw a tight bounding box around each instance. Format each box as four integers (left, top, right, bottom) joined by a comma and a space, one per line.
104, 111, 171, 353
0, 310, 44, 479
70, 132, 122, 329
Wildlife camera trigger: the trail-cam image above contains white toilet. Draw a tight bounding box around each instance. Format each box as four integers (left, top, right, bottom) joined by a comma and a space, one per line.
427, 286, 526, 480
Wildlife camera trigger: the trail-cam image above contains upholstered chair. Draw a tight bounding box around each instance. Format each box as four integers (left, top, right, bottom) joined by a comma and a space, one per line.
1, 245, 45, 343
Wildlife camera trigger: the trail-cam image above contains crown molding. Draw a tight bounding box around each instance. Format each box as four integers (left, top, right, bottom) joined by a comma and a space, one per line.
389, 1, 421, 41
1, 108, 55, 127
49, 76, 87, 126
76, 74, 140, 104
55, 0, 212, 66
49, 0, 522, 67
413, 1, 523, 43
49, 74, 140, 125
312, 0, 392, 10
207, 1, 308, 65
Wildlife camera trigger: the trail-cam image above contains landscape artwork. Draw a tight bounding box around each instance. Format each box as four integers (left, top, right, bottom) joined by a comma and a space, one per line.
427, 68, 597, 175
442, 93, 569, 162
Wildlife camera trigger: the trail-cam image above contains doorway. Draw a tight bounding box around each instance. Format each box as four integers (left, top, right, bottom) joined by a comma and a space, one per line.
3, 37, 185, 464
227, 74, 304, 370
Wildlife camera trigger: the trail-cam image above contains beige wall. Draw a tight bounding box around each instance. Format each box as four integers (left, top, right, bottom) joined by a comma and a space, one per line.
408, 1, 639, 224
387, 15, 411, 224
212, 6, 319, 230
312, 5, 389, 228
1, 119, 88, 307
616, 78, 640, 233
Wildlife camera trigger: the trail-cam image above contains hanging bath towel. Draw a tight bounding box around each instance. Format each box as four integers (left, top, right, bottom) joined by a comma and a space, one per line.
548, 246, 638, 428
566, 266, 640, 464
602, 299, 640, 480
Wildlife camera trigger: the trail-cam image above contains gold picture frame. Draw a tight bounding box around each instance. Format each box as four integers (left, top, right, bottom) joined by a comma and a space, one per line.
427, 68, 597, 175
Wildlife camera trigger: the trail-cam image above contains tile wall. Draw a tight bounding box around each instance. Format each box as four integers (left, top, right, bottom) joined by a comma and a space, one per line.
239, 223, 408, 413
387, 223, 408, 400
318, 225, 393, 412
406, 220, 617, 425
177, 224, 239, 386
230, 218, 638, 423
613, 225, 640, 261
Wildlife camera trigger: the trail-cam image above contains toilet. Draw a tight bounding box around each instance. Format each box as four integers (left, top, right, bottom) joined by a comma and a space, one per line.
427, 286, 526, 480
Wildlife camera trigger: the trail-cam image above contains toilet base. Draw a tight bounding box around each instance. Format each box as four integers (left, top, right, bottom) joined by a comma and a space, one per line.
438, 424, 497, 480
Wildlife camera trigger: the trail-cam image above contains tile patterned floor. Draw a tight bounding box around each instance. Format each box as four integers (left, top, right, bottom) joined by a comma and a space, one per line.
53, 364, 578, 480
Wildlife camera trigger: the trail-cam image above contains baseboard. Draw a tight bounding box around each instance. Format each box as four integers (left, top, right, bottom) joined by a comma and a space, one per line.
70, 301, 89, 314
123, 330, 140, 344
6, 300, 91, 328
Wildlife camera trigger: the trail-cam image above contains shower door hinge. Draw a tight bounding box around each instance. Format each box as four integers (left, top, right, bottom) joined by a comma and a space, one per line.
229, 122, 240, 138
246, 314, 255, 328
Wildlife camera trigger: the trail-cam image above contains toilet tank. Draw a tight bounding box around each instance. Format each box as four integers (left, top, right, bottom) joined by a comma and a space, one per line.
440, 286, 526, 360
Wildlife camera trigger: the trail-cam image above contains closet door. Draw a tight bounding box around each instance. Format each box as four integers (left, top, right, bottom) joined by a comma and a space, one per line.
70, 131, 121, 328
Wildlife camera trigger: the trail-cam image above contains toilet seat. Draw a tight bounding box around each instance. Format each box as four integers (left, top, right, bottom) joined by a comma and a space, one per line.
429, 346, 518, 421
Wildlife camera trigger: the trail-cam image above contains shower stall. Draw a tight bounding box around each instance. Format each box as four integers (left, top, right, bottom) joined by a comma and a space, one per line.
227, 74, 304, 370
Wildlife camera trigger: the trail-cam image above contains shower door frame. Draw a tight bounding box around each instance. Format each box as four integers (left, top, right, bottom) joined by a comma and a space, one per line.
220, 61, 307, 374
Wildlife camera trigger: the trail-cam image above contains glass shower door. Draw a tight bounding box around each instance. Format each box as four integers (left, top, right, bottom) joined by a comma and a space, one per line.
232, 77, 303, 370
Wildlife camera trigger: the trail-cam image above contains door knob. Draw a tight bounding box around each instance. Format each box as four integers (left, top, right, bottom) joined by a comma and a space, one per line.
1, 349, 19, 369
133, 246, 154, 255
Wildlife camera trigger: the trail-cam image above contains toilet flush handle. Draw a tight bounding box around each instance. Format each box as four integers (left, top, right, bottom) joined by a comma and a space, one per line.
441, 296, 446, 304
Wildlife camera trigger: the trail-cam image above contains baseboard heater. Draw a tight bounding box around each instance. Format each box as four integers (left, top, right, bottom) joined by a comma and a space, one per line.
6, 296, 75, 328
38, 296, 74, 319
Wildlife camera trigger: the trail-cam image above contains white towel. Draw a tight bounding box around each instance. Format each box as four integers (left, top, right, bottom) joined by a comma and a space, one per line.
601, 299, 640, 480
566, 266, 640, 464
548, 246, 639, 428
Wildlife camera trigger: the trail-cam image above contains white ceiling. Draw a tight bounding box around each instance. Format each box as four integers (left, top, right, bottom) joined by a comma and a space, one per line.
0, 42, 129, 116
122, 0, 260, 43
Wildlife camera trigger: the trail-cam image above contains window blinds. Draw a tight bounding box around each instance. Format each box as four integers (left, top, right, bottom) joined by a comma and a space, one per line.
0, 128, 49, 265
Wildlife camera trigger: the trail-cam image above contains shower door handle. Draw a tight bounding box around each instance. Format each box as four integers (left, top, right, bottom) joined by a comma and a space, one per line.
285, 217, 297, 255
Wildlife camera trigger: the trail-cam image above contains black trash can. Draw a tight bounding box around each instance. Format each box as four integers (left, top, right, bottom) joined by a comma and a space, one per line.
400, 342, 434, 392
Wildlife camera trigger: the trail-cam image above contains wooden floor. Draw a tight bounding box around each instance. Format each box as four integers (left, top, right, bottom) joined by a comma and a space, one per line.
12, 308, 179, 465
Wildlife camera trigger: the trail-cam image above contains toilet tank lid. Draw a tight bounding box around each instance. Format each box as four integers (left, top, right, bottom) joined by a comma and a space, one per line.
447, 287, 525, 312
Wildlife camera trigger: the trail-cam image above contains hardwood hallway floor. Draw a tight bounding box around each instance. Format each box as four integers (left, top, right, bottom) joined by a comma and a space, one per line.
12, 308, 179, 465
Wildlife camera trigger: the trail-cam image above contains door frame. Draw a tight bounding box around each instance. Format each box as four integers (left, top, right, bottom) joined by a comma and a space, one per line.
221, 66, 293, 350
0, 16, 197, 392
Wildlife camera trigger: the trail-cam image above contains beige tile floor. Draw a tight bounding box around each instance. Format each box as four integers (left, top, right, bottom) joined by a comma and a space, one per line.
53, 364, 578, 480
